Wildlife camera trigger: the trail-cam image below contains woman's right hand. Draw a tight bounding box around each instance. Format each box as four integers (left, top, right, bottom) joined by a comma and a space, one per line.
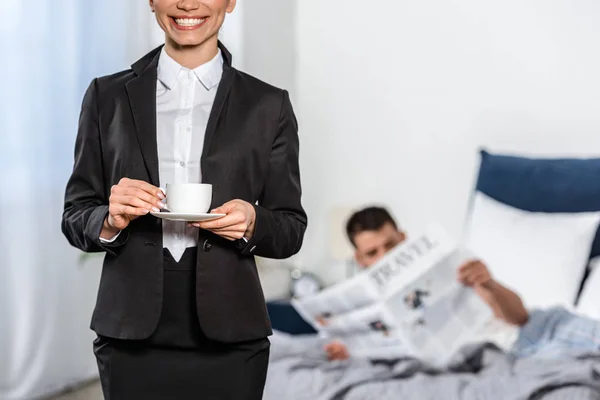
103, 178, 165, 235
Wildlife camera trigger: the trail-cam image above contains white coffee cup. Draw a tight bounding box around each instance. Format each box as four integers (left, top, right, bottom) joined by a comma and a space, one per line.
164, 183, 212, 214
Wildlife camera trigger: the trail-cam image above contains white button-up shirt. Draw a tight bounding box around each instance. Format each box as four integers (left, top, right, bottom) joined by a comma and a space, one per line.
157, 47, 223, 262
101, 47, 223, 262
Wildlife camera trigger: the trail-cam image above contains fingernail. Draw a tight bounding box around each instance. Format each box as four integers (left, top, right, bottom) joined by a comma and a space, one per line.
144, 209, 150, 214
157, 192, 165, 200
158, 201, 165, 208
152, 207, 160, 212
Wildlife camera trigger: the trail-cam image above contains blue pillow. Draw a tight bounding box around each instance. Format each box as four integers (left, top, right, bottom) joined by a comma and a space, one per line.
475, 150, 600, 259
266, 300, 317, 335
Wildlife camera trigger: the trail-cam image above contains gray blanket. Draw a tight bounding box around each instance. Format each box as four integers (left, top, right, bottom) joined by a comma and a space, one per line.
264, 331, 600, 400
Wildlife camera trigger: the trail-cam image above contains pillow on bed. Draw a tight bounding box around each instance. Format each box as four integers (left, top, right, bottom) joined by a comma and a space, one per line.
266, 300, 317, 335
475, 150, 600, 259
576, 257, 600, 319
464, 192, 600, 309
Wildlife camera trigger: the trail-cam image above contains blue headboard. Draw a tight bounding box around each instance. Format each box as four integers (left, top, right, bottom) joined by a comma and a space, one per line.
474, 150, 600, 259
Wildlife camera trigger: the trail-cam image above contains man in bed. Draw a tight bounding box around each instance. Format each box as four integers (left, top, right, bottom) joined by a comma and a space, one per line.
325, 206, 600, 361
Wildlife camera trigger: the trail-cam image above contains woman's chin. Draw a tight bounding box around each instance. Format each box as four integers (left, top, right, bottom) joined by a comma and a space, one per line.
168, 32, 214, 48
169, 37, 205, 47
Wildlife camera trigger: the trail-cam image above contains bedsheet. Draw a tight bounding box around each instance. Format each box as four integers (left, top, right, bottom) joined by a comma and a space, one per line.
264, 330, 600, 400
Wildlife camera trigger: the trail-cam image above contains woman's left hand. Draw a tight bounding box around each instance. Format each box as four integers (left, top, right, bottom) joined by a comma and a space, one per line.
189, 199, 256, 241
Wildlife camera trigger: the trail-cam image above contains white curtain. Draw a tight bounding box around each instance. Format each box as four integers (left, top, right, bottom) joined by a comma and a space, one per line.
0, 1, 161, 399
0, 1, 246, 398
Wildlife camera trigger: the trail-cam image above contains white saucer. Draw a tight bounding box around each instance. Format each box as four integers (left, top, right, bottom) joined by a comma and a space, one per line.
150, 212, 226, 222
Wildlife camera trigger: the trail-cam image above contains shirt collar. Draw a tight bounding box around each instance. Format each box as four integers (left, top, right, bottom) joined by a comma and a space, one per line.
157, 47, 223, 91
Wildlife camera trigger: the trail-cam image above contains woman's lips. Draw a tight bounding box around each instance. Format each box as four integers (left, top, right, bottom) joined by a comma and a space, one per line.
170, 17, 208, 30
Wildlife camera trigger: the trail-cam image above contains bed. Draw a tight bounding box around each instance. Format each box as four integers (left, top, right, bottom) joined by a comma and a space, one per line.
263, 150, 600, 400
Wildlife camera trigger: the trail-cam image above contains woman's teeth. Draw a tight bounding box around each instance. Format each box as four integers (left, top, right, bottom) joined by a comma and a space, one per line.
175, 18, 206, 27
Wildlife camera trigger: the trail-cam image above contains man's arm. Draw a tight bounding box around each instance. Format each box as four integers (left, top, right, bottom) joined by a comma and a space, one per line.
458, 260, 529, 326
475, 280, 529, 326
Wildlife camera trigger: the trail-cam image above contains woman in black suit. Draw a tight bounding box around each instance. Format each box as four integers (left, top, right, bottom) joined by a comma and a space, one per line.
61, 0, 307, 398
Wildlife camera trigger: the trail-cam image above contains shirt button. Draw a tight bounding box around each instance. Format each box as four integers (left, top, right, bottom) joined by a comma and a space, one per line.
180, 161, 185, 167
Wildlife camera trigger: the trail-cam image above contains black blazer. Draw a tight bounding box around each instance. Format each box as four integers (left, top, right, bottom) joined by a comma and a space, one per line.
62, 43, 307, 343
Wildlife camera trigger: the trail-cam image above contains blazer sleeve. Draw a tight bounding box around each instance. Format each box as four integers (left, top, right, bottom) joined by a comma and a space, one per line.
61, 79, 128, 255
239, 90, 307, 259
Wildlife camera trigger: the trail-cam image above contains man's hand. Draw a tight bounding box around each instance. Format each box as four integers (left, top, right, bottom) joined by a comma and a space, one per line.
324, 340, 350, 361
457, 260, 492, 288
458, 259, 529, 326
103, 178, 165, 237
190, 199, 256, 241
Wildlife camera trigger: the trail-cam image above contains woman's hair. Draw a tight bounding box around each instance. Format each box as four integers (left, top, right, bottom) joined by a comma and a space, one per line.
345, 206, 398, 246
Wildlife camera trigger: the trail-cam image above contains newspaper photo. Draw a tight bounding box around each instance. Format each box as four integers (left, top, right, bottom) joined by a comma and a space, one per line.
291, 225, 493, 365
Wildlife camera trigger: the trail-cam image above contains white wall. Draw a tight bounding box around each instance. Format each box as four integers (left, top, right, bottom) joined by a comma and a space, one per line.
241, 0, 297, 95
288, 0, 600, 284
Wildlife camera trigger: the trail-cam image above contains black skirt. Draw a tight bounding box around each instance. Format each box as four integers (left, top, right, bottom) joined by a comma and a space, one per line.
93, 247, 270, 400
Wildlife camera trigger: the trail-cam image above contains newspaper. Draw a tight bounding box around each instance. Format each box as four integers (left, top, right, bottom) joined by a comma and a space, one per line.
291, 225, 493, 366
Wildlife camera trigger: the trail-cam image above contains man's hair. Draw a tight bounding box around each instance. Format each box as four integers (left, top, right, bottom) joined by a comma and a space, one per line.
346, 206, 398, 247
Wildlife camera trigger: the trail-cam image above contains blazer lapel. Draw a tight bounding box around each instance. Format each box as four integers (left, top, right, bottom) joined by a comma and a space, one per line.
201, 42, 235, 178
126, 48, 162, 187
124, 43, 235, 187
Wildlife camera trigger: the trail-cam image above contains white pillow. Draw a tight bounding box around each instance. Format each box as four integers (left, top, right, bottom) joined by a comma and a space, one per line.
576, 257, 600, 319
464, 192, 600, 310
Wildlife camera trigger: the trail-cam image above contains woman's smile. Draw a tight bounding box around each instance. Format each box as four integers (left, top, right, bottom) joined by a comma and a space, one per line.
170, 16, 209, 31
